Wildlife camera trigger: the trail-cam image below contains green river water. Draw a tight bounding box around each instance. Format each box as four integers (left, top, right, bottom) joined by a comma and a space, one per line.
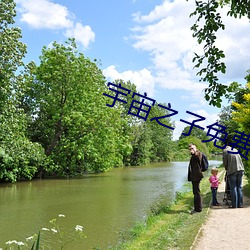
0, 159, 221, 249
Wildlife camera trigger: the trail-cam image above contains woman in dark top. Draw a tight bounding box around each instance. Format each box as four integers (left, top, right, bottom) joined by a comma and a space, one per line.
188, 143, 203, 214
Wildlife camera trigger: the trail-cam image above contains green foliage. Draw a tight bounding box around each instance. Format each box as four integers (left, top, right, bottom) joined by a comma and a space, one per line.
0, 108, 50, 182
189, 0, 250, 107
0, 0, 27, 104
229, 73, 250, 178
218, 105, 240, 143
0, 0, 48, 182
178, 126, 220, 155
223, 0, 250, 19
146, 103, 174, 162
190, 0, 226, 107
178, 136, 209, 156
31, 231, 40, 250
122, 100, 174, 166
103, 80, 174, 166
218, 72, 250, 178
24, 39, 131, 175
0, 0, 179, 181
3, 214, 86, 249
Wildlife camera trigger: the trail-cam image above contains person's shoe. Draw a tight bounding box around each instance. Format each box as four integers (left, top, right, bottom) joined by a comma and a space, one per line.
190, 209, 201, 214
238, 205, 243, 208
228, 205, 236, 208
212, 203, 220, 206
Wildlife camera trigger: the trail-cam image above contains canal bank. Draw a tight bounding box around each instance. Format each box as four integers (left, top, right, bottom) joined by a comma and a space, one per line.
112, 167, 225, 250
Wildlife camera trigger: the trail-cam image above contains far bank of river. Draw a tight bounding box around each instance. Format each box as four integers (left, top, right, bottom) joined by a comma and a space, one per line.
0, 159, 221, 249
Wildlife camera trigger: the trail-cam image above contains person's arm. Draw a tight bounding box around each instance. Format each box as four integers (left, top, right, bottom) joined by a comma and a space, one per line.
209, 176, 212, 183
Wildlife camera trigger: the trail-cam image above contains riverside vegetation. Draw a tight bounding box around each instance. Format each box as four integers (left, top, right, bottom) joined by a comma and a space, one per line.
1, 0, 250, 184
1, 214, 86, 249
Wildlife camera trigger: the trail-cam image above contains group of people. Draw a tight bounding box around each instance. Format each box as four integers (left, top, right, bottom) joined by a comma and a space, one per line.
188, 143, 244, 214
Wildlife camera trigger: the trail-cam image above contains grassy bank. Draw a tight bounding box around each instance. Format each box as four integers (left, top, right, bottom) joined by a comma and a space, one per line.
111, 169, 225, 250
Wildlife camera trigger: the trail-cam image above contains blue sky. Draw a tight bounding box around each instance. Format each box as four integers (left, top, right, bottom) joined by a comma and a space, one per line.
14, 0, 250, 140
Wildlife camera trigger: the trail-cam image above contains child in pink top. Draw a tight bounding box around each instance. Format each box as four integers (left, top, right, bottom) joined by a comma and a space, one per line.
209, 168, 220, 206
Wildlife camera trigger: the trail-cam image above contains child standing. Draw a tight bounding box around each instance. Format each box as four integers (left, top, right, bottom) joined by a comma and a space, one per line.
209, 168, 220, 206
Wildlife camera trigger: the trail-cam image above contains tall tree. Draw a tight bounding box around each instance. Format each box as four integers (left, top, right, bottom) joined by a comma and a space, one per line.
0, 0, 26, 107
0, 0, 46, 182
25, 39, 128, 175
230, 73, 250, 177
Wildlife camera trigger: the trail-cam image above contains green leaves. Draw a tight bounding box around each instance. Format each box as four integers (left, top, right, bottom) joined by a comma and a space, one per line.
190, 0, 227, 107
0, 1, 178, 180
0, 0, 47, 182
24, 39, 129, 174
227, 0, 250, 18
189, 0, 249, 107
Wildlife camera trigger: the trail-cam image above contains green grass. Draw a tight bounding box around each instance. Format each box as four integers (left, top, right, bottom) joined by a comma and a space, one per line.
111, 170, 225, 250
243, 177, 250, 197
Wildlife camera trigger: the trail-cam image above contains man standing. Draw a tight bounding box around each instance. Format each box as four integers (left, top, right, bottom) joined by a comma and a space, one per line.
223, 145, 244, 208
188, 143, 204, 214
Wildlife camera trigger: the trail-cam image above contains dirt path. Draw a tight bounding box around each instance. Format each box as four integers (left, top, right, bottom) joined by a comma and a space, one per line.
192, 173, 250, 250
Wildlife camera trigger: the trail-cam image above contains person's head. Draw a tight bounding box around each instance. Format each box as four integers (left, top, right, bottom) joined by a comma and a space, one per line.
188, 143, 197, 155
211, 168, 218, 176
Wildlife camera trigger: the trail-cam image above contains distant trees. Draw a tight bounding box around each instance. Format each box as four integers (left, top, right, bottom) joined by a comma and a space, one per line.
103, 79, 174, 166
178, 126, 210, 156
179, 126, 209, 141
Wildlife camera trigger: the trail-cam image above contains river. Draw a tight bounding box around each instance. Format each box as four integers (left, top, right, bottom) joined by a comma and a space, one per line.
0, 159, 221, 249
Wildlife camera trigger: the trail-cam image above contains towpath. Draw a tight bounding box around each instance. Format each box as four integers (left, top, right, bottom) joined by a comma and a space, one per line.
192, 173, 250, 250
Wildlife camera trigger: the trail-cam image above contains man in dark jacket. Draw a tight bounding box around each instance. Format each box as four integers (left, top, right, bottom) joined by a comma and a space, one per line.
223, 145, 244, 208
188, 143, 204, 214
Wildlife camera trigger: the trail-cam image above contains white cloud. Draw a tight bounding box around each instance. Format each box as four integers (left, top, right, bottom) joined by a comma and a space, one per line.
16, 0, 95, 48
65, 22, 95, 48
130, 0, 250, 94
103, 65, 155, 96
132, 1, 175, 23
194, 110, 219, 130
173, 109, 219, 140
131, 0, 197, 75
16, 0, 73, 29
173, 120, 186, 141
214, 7, 250, 80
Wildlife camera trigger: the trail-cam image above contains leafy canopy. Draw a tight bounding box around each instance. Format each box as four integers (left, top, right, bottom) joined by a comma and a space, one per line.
189, 0, 250, 107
